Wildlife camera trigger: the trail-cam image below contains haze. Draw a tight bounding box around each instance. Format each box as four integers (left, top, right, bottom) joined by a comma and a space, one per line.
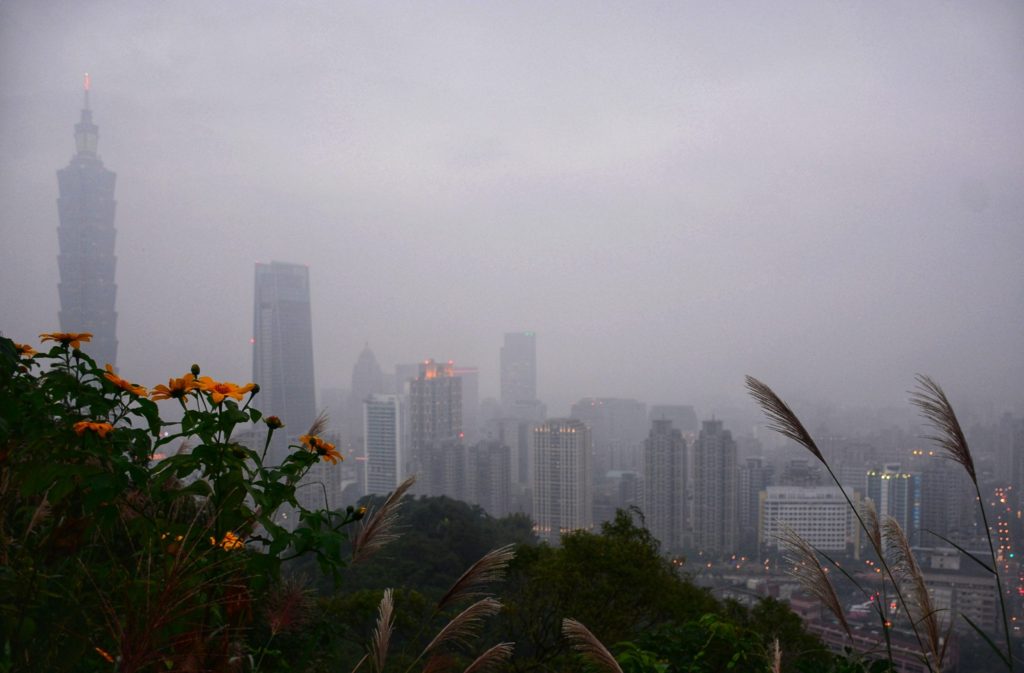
2, 2, 1022, 423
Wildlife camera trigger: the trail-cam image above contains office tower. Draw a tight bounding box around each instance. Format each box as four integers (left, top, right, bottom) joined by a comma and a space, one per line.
739, 457, 775, 552
467, 440, 512, 517
483, 416, 534, 513
693, 419, 739, 555
346, 345, 384, 443
866, 463, 922, 543
759, 486, 854, 554
252, 261, 316, 463
570, 398, 648, 474
364, 394, 403, 496
500, 332, 536, 409
409, 359, 463, 496
533, 419, 592, 544
56, 75, 118, 368
642, 419, 688, 551
649, 405, 699, 434
454, 366, 480, 444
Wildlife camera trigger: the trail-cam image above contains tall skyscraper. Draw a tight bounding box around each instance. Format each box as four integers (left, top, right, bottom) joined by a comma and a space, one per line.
642, 419, 688, 551
466, 440, 512, 517
738, 457, 775, 552
252, 261, 316, 462
693, 419, 739, 555
57, 75, 118, 368
364, 394, 403, 496
570, 397, 648, 474
500, 332, 537, 412
533, 418, 592, 544
409, 359, 463, 496
346, 344, 384, 443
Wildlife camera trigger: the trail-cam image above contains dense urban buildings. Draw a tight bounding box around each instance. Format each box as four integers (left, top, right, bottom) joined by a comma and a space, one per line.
866, 463, 921, 544
56, 76, 118, 369
693, 419, 738, 554
252, 261, 317, 463
642, 419, 688, 551
533, 418, 592, 544
466, 440, 512, 517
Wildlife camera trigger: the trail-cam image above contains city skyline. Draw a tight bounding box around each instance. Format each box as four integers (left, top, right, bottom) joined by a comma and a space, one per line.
2, 4, 1022, 421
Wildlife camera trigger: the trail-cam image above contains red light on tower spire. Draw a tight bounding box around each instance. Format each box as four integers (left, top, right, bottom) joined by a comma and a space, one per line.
83, 72, 91, 91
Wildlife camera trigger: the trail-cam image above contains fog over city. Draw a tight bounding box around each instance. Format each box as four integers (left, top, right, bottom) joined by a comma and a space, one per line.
2, 2, 1022, 425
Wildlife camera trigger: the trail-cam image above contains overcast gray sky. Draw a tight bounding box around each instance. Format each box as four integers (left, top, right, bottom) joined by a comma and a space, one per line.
1, 1, 1022, 421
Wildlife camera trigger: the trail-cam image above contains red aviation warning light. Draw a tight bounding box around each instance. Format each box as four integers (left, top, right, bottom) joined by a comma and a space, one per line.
83, 72, 91, 91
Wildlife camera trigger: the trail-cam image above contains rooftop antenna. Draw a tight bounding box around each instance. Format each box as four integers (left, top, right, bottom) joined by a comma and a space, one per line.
83, 72, 91, 110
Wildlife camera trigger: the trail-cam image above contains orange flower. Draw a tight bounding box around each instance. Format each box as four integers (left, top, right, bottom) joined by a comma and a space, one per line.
14, 343, 37, 358
40, 332, 93, 349
150, 373, 197, 403
210, 530, 245, 551
197, 376, 255, 404
104, 364, 148, 396
74, 421, 114, 438
300, 434, 343, 464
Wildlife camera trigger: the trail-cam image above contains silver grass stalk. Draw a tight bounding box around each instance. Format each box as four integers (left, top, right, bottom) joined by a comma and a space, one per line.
883, 517, 944, 668
771, 638, 782, 673
371, 588, 394, 673
562, 619, 624, 673
745, 376, 823, 462
437, 544, 516, 610
910, 374, 1012, 670
421, 598, 502, 656
352, 476, 416, 564
305, 409, 329, 439
862, 500, 883, 557
780, 527, 852, 639
462, 643, 515, 673
909, 375, 975, 481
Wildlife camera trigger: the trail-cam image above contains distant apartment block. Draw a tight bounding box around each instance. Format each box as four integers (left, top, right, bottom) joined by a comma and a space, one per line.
693, 419, 739, 555
533, 419, 592, 544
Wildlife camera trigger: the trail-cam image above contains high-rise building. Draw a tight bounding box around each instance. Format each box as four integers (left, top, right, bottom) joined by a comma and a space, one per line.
910, 449, 975, 544
500, 331, 536, 411
364, 394, 404, 496
466, 440, 512, 517
252, 261, 316, 463
693, 419, 739, 555
57, 75, 118, 368
866, 463, 922, 544
739, 457, 775, 552
346, 344, 384, 443
642, 419, 688, 551
649, 405, 699, 434
533, 419, 592, 544
409, 359, 463, 497
454, 366, 480, 445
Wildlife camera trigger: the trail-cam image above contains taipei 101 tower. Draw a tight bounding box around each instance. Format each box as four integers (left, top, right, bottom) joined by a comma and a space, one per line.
56, 74, 118, 367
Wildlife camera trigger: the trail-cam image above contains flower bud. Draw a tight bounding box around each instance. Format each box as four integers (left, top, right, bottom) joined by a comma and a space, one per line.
265, 415, 284, 429
190, 363, 201, 376
251, 383, 261, 395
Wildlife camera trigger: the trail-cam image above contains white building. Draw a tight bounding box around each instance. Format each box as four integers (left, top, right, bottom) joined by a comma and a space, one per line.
759, 486, 855, 554
533, 419, 592, 544
364, 394, 404, 496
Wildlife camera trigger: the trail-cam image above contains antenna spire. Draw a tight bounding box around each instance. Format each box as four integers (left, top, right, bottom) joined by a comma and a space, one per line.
82, 72, 91, 110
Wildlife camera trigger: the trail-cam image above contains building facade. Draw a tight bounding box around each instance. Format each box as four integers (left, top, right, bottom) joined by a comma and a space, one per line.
642, 419, 688, 551
364, 394, 403, 496
252, 261, 316, 463
533, 419, 592, 544
500, 331, 537, 410
57, 76, 118, 368
409, 359, 463, 496
759, 486, 854, 554
693, 419, 739, 555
